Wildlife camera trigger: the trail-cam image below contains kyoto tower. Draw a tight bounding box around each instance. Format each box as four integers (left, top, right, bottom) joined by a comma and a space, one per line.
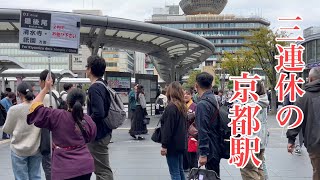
179, 0, 228, 15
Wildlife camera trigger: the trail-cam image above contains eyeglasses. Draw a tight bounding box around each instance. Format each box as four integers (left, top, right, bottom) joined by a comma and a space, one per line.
85, 65, 89, 68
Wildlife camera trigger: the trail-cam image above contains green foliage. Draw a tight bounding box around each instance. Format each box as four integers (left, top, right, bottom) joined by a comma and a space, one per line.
244, 27, 288, 87
227, 81, 233, 90
244, 27, 289, 114
221, 48, 256, 76
186, 70, 201, 88
214, 75, 220, 86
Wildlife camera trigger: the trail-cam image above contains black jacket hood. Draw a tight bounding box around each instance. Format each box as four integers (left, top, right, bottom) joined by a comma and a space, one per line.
305, 79, 320, 92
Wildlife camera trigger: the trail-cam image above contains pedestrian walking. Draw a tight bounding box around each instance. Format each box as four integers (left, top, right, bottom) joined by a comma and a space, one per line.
287, 67, 320, 180
129, 84, 148, 139
2, 82, 41, 180
60, 83, 74, 101
240, 81, 269, 180
38, 70, 60, 180
27, 77, 97, 180
183, 88, 197, 171
283, 93, 304, 156
85, 55, 114, 180
195, 72, 221, 176
155, 90, 168, 115
160, 81, 187, 180
128, 84, 138, 120
0, 92, 15, 139
217, 90, 226, 106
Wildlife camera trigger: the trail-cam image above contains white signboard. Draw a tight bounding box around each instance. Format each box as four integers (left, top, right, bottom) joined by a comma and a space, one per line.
19, 10, 80, 54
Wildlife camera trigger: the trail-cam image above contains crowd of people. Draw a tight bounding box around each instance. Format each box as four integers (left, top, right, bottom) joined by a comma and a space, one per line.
1, 54, 320, 180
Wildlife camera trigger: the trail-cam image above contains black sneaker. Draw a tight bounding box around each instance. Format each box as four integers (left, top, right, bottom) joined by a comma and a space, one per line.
294, 146, 302, 156
137, 136, 145, 140
130, 134, 137, 139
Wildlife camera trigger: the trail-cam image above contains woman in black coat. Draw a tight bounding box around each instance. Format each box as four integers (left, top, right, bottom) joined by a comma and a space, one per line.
160, 81, 188, 180
129, 85, 148, 140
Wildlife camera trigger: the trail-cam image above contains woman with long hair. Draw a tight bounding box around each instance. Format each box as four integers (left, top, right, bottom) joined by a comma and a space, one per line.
183, 88, 197, 171
129, 84, 148, 140
3, 82, 41, 180
27, 78, 97, 180
240, 81, 269, 180
160, 81, 188, 180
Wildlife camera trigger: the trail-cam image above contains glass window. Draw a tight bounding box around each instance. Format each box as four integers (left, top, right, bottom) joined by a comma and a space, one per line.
311, 40, 316, 63
317, 40, 320, 61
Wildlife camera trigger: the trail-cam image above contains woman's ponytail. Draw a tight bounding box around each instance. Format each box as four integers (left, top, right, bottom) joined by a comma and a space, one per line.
71, 100, 84, 123
17, 82, 34, 102
25, 90, 34, 101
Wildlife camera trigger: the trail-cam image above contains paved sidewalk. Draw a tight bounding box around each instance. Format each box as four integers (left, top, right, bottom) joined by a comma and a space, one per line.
0, 115, 313, 179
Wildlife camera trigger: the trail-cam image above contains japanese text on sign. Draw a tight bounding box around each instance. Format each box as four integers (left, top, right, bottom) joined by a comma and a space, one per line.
19, 10, 80, 54
228, 72, 263, 168
275, 16, 305, 129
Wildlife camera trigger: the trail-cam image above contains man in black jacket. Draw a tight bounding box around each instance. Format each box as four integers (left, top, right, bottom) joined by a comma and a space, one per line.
195, 72, 221, 175
86, 55, 113, 180
287, 67, 320, 180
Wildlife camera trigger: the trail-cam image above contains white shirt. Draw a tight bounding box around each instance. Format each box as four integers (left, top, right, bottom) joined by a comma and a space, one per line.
43, 89, 59, 108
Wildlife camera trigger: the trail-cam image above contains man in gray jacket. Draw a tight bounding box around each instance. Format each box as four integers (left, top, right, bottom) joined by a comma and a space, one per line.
287, 67, 320, 180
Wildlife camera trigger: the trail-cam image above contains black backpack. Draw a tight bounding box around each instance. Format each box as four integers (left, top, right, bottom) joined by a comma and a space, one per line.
156, 97, 165, 111
204, 97, 231, 159
52, 93, 68, 110
0, 103, 7, 126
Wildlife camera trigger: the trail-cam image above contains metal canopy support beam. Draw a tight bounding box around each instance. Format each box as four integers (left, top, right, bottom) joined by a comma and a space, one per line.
176, 47, 203, 65
92, 28, 106, 55
1, 76, 4, 92
0, 67, 8, 92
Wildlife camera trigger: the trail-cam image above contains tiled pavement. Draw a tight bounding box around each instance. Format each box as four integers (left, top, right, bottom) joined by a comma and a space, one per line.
0, 115, 313, 180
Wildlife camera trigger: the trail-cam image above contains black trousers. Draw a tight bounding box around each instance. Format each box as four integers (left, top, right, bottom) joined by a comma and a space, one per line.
206, 159, 220, 176
65, 173, 92, 180
183, 151, 198, 170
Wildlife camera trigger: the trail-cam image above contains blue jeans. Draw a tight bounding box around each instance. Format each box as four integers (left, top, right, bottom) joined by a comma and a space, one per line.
166, 153, 186, 180
11, 150, 42, 180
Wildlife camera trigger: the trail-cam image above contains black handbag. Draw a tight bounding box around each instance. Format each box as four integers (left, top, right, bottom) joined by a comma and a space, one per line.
151, 120, 161, 143
143, 116, 150, 125
39, 129, 51, 156
188, 167, 220, 180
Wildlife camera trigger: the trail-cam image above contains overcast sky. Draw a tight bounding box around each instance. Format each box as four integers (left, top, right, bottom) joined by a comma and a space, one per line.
1, 0, 319, 31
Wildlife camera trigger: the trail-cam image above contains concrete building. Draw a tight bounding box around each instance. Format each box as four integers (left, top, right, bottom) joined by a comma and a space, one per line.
153, 5, 180, 16
301, 26, 320, 79
70, 45, 92, 77
0, 43, 70, 70
134, 52, 146, 74
146, 1, 270, 73
145, 54, 155, 75
102, 47, 134, 73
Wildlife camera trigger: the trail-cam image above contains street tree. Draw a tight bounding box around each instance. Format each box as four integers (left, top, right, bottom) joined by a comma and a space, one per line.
186, 70, 201, 88
245, 27, 288, 114
221, 48, 256, 76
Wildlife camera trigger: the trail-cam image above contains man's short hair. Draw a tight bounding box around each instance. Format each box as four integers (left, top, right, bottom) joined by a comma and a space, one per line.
309, 67, 320, 80
63, 83, 73, 91
218, 90, 223, 94
7, 92, 16, 99
196, 72, 213, 89
87, 55, 106, 78
5, 88, 11, 92
40, 69, 56, 85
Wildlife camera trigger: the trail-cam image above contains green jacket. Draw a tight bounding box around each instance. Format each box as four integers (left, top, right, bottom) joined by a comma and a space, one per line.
128, 90, 136, 110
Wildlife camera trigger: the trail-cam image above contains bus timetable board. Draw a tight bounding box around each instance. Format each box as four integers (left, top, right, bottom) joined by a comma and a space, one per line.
105, 72, 131, 104
135, 74, 158, 103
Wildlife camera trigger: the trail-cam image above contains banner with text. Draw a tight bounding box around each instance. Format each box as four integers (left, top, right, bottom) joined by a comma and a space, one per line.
19, 10, 80, 54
